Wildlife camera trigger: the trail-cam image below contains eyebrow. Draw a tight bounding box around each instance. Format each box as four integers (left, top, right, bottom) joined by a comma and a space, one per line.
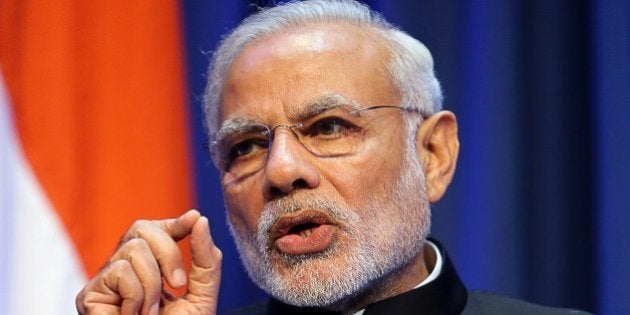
215, 93, 361, 139
289, 93, 360, 121
214, 117, 263, 141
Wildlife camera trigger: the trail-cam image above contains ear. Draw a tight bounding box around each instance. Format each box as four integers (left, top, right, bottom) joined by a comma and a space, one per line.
415, 111, 459, 203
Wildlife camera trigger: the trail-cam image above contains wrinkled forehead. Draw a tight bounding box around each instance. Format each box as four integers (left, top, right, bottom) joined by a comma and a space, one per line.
215, 23, 399, 129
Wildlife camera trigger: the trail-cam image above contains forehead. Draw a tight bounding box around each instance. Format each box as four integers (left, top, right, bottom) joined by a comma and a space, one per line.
219, 23, 400, 124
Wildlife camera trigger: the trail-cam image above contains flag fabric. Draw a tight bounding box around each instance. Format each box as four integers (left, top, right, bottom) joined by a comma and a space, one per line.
0, 2, 194, 314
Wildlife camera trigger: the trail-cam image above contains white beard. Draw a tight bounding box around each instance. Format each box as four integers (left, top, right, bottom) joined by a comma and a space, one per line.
227, 145, 431, 307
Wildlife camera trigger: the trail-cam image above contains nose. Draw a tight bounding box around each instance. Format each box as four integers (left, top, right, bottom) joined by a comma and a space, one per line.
262, 128, 320, 200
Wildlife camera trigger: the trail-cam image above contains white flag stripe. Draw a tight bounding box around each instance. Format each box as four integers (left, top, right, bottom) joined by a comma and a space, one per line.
0, 73, 86, 314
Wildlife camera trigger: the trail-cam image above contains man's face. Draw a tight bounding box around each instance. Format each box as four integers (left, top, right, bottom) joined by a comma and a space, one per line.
217, 24, 431, 306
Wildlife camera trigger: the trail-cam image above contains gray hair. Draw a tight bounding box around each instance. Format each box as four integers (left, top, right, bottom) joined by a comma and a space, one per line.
204, 0, 443, 136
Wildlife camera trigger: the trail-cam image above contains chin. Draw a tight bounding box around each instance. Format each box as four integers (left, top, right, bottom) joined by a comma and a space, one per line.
263, 246, 375, 307
230, 220, 371, 306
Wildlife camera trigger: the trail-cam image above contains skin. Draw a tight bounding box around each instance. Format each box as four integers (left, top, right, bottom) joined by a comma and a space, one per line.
75, 23, 459, 315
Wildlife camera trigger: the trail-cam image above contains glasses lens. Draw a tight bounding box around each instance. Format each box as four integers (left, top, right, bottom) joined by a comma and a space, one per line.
214, 124, 269, 175
298, 111, 365, 157
211, 105, 402, 177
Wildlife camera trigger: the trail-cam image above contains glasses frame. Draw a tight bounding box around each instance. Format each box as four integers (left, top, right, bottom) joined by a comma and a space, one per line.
206, 105, 418, 175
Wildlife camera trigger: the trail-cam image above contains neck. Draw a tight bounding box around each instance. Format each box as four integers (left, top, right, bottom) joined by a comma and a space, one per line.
326, 242, 435, 314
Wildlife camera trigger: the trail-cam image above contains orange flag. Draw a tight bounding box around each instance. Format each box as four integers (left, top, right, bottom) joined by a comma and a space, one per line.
0, 1, 194, 313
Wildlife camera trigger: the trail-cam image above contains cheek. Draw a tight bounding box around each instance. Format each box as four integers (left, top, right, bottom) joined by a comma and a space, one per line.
323, 141, 405, 209
223, 180, 264, 233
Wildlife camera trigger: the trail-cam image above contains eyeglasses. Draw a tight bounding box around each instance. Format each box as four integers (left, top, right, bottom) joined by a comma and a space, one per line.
208, 105, 416, 177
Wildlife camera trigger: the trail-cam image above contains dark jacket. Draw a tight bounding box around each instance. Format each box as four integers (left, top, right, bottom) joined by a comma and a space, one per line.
229, 239, 590, 315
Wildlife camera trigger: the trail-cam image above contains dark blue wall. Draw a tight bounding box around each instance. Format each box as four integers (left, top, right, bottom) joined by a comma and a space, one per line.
181, 1, 630, 314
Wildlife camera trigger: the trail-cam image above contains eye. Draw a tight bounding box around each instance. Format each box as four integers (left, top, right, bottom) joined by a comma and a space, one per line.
227, 138, 268, 161
309, 118, 354, 137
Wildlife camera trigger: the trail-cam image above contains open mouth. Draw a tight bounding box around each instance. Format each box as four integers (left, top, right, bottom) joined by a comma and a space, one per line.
288, 221, 320, 237
270, 210, 337, 255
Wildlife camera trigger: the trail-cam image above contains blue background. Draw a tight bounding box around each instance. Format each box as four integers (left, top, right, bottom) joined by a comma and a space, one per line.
181, 1, 629, 314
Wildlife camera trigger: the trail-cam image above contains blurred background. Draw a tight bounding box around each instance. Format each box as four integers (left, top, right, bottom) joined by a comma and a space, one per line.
1, 0, 628, 314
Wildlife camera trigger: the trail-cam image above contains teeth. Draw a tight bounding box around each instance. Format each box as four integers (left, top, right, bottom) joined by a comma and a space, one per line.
299, 228, 313, 238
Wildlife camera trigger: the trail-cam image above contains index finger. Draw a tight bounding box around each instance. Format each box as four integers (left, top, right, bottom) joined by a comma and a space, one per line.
156, 209, 202, 241
121, 209, 201, 244
119, 209, 202, 288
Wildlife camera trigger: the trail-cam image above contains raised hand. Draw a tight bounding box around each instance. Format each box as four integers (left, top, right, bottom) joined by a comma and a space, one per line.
76, 210, 222, 315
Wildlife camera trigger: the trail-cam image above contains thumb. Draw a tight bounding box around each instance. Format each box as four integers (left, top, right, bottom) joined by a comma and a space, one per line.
184, 216, 222, 314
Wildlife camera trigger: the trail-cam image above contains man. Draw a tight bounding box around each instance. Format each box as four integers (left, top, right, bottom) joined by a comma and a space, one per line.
76, 0, 589, 314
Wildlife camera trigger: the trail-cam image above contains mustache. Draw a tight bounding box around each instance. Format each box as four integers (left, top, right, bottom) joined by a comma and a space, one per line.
263, 194, 338, 217
257, 193, 361, 239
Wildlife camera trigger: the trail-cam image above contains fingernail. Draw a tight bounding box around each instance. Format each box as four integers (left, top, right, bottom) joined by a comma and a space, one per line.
150, 302, 159, 315
181, 209, 194, 217
172, 268, 186, 287
201, 216, 209, 227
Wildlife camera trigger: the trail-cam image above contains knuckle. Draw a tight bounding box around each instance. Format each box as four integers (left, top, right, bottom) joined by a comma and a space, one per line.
82, 304, 101, 314
75, 290, 87, 313
125, 291, 144, 304
117, 234, 152, 256
130, 219, 151, 230
125, 220, 153, 239
122, 237, 150, 251
109, 258, 133, 273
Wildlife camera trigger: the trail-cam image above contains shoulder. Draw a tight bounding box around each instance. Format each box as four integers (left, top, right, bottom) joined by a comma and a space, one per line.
463, 290, 592, 315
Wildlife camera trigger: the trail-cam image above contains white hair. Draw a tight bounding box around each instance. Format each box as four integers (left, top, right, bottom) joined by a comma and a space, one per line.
203, 0, 443, 136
